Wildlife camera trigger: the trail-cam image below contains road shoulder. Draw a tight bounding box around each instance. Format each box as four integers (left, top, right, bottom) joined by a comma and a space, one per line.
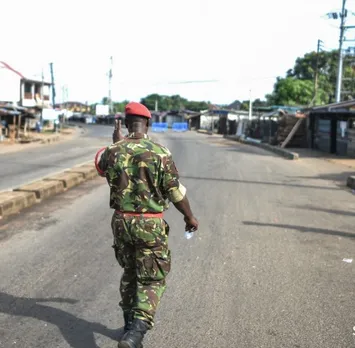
0, 126, 82, 155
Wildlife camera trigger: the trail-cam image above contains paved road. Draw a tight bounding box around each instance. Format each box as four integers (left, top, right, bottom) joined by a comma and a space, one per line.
1, 131, 355, 348
0, 125, 114, 192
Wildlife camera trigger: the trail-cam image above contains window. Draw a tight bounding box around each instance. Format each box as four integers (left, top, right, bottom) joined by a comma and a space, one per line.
24, 83, 32, 94
35, 84, 41, 95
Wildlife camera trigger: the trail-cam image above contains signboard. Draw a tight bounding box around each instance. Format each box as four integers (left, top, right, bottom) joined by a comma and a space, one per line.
340, 121, 347, 138
42, 108, 59, 121
95, 104, 109, 116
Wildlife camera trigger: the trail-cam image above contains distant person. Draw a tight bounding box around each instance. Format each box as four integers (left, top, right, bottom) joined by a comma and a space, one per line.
96, 102, 199, 348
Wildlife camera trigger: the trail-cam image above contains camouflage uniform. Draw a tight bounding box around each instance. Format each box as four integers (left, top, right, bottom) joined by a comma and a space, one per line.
98, 132, 186, 329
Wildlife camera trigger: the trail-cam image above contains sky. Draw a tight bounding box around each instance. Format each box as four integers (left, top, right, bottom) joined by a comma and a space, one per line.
2, 0, 355, 105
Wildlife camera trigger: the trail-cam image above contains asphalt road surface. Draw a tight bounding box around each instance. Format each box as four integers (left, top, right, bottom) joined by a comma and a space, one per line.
1, 131, 355, 348
0, 124, 113, 192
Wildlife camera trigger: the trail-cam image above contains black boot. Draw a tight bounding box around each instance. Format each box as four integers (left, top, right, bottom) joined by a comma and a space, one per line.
123, 312, 133, 333
117, 318, 149, 348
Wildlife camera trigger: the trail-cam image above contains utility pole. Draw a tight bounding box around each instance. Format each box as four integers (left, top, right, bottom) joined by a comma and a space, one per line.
248, 89, 252, 121
40, 68, 44, 125
310, 39, 324, 107
50, 62, 56, 109
335, 0, 347, 102
108, 56, 113, 114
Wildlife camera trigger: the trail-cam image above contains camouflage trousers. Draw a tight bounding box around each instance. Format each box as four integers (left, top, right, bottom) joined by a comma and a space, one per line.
111, 212, 171, 329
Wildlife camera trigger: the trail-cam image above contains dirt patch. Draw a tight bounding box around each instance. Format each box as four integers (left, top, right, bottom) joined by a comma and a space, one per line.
0, 127, 78, 155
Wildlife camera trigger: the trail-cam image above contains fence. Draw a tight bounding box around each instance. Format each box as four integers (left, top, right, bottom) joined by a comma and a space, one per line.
152, 123, 168, 132
172, 122, 188, 132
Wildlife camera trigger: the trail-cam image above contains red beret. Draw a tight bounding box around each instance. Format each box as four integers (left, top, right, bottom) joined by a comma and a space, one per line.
125, 102, 151, 119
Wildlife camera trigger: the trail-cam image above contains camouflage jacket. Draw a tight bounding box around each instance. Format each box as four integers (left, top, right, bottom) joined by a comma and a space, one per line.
98, 132, 186, 213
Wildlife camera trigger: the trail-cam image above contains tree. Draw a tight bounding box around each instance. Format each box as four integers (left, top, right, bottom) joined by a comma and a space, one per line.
253, 99, 269, 108
140, 94, 161, 110
140, 94, 209, 111
113, 100, 129, 113
239, 99, 268, 111
184, 100, 209, 111
267, 49, 355, 105
266, 77, 321, 106
93, 94, 210, 114
101, 97, 109, 105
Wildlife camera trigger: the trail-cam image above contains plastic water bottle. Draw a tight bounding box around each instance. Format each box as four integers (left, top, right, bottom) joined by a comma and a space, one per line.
185, 231, 194, 240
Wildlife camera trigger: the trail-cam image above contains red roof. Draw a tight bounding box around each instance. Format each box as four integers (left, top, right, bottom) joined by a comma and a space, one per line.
0, 61, 25, 79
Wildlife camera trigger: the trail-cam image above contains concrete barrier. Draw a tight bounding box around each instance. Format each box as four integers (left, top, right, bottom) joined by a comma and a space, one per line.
0, 191, 37, 218
172, 122, 188, 132
44, 172, 85, 189
197, 129, 213, 135
66, 165, 98, 180
152, 123, 168, 132
347, 176, 355, 190
0, 160, 103, 220
223, 135, 299, 160
14, 180, 65, 201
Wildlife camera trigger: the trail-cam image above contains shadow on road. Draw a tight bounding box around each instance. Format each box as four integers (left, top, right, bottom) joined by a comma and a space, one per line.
225, 146, 278, 157
180, 175, 341, 191
289, 205, 355, 217
292, 172, 354, 183
289, 172, 354, 191
0, 292, 123, 348
243, 221, 355, 239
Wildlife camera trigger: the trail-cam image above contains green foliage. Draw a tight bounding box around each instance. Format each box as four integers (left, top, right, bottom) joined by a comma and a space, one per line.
239, 98, 268, 111
140, 94, 210, 111
91, 94, 211, 114
266, 49, 355, 106
113, 100, 130, 113
266, 78, 315, 106
184, 100, 210, 111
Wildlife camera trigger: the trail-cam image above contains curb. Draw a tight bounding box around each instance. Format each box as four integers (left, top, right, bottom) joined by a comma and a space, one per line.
197, 129, 213, 135
39, 135, 61, 144
0, 161, 100, 220
223, 135, 299, 160
347, 176, 355, 190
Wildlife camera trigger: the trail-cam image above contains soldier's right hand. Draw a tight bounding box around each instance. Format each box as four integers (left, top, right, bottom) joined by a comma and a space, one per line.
184, 215, 199, 232
112, 118, 123, 143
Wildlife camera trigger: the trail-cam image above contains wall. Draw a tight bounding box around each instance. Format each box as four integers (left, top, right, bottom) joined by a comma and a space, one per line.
314, 118, 331, 153
21, 81, 51, 108
0, 68, 21, 103
166, 115, 183, 128
336, 120, 349, 156
348, 127, 355, 157
200, 115, 219, 130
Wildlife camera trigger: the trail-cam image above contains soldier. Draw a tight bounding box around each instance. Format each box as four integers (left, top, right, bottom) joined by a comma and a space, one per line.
96, 102, 199, 348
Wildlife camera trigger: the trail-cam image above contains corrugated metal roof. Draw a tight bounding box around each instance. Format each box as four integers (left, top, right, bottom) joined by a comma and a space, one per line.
260, 110, 280, 118
0, 108, 20, 115
307, 99, 355, 112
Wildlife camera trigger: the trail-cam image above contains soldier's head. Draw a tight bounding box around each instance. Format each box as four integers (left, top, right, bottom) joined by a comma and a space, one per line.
124, 102, 151, 133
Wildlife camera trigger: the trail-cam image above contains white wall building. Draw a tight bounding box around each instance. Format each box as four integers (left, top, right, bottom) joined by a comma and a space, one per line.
0, 61, 52, 109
